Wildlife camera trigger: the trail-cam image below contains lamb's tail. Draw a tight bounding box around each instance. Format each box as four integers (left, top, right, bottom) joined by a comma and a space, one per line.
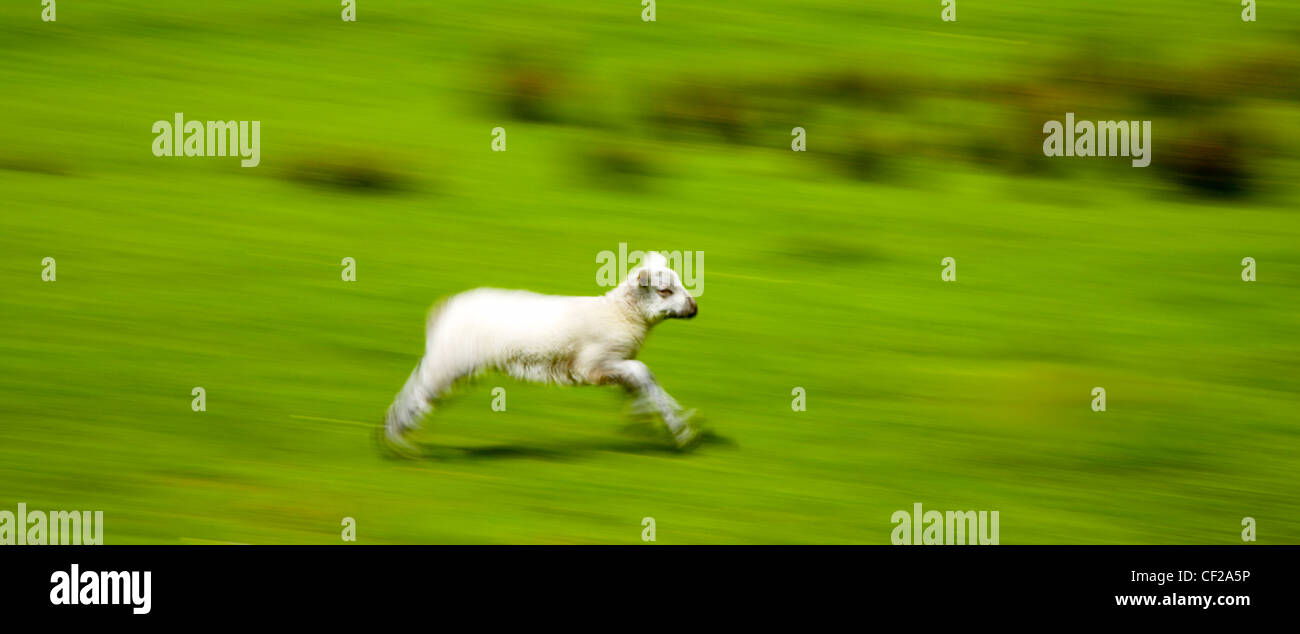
385, 356, 432, 447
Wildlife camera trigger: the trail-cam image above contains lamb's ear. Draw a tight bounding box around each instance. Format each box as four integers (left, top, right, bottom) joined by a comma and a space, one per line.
636, 268, 651, 287
643, 251, 668, 268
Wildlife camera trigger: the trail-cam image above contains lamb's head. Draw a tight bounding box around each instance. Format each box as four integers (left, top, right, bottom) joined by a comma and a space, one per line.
618, 251, 698, 323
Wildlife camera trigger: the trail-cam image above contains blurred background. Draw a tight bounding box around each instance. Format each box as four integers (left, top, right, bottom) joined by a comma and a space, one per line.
1, 1, 1298, 543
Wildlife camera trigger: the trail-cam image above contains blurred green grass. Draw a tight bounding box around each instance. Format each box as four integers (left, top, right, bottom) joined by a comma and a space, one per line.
1, 1, 1298, 543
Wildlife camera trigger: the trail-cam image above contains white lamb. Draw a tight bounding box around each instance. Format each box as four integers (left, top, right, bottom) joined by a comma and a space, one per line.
384, 251, 700, 451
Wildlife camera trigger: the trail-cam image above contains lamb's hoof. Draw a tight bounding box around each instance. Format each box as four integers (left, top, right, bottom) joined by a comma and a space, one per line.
377, 425, 422, 459
671, 425, 702, 451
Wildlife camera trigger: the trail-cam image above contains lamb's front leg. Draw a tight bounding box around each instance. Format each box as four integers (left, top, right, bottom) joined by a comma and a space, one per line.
603, 359, 698, 448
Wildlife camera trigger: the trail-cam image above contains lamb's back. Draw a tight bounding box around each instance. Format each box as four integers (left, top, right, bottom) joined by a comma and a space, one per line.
429, 289, 628, 383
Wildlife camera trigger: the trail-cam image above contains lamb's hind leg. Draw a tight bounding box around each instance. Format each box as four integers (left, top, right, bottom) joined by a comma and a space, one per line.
605, 360, 698, 448
384, 356, 458, 450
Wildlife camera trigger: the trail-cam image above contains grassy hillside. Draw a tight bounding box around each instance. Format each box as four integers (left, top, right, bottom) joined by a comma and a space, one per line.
1, 1, 1297, 543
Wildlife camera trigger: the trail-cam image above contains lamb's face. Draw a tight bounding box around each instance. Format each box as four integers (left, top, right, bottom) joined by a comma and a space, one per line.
633, 265, 698, 321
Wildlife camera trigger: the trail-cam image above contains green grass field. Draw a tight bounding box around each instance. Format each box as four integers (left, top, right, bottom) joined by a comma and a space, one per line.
2, 1, 1298, 543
